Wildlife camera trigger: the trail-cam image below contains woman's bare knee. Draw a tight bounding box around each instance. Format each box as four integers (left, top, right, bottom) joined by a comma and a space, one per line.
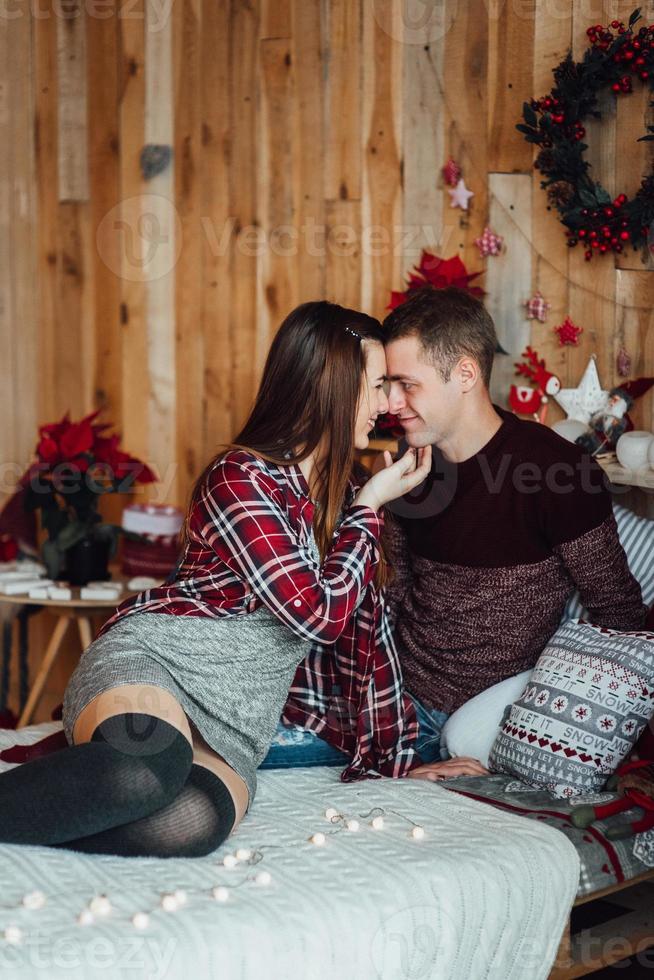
73, 684, 193, 748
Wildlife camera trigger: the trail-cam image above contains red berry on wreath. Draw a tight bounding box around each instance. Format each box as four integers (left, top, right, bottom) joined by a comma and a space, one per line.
585, 250, 592, 261
620, 230, 630, 240
641, 71, 649, 80
604, 207, 614, 217
612, 82, 622, 92
611, 20, 620, 29
578, 229, 587, 238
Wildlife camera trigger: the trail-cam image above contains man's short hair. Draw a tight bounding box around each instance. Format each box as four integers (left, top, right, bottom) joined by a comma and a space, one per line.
382, 285, 498, 388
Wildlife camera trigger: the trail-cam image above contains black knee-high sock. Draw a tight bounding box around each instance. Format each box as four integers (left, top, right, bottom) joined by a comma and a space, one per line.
0, 713, 193, 847
58, 764, 237, 858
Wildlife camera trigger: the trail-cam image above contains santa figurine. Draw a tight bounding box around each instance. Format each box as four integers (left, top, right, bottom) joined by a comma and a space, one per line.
575, 386, 633, 456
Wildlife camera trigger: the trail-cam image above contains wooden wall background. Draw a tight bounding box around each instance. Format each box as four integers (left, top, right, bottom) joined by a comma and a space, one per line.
2, 0, 654, 719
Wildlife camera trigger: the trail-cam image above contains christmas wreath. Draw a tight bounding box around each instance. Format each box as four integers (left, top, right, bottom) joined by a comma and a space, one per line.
517, 6, 654, 261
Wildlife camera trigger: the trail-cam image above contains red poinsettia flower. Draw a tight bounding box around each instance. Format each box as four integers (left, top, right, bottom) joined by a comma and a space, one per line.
35, 410, 102, 466
388, 251, 486, 309
20, 411, 157, 487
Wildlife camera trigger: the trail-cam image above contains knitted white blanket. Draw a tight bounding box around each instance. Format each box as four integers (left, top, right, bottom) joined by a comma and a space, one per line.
0, 722, 579, 980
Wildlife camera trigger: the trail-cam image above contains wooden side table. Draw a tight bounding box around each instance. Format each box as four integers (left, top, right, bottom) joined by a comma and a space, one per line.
0, 585, 136, 728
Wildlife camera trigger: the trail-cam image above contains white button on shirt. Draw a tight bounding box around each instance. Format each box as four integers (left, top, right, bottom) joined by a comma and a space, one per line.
293, 599, 302, 608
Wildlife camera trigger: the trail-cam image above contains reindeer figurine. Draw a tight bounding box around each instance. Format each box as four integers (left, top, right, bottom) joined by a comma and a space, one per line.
509, 346, 561, 424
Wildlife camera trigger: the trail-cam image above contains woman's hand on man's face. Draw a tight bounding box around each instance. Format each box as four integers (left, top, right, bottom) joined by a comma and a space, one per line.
406, 756, 489, 781
355, 446, 432, 512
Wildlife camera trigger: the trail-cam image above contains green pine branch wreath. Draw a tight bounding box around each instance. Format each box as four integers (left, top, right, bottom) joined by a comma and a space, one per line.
517, 6, 654, 261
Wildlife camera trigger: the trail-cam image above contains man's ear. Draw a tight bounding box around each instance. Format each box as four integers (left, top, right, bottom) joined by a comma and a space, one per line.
455, 357, 479, 392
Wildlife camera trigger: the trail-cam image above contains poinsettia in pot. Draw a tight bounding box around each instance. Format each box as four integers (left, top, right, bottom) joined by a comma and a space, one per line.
16, 410, 156, 585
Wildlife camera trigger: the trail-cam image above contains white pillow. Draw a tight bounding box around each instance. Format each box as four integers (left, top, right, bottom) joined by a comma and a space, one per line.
441, 669, 532, 768
562, 503, 654, 622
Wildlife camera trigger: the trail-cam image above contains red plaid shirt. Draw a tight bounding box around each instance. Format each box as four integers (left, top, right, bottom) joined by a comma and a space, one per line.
99, 450, 420, 780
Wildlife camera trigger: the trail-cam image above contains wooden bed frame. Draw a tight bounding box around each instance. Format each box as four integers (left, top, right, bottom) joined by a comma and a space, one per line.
550, 870, 654, 977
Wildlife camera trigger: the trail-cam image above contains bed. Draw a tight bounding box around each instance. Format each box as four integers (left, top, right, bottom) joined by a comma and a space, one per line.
0, 721, 579, 980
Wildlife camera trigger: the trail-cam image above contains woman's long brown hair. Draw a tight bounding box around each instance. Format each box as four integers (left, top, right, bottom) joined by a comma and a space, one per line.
181, 301, 390, 587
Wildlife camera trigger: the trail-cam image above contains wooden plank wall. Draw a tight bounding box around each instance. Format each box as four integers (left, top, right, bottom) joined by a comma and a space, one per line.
2, 0, 654, 717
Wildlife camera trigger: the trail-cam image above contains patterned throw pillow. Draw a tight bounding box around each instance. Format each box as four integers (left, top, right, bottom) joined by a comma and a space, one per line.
562, 504, 654, 623
488, 620, 654, 799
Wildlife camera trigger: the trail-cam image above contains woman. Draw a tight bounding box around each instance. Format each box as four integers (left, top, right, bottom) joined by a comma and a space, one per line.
0, 301, 432, 859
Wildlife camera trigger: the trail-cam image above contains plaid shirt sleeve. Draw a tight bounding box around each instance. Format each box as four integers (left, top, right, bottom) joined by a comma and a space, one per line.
282, 586, 421, 780
194, 455, 384, 645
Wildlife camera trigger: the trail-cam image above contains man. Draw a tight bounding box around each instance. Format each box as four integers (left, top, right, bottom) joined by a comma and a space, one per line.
382, 285, 647, 762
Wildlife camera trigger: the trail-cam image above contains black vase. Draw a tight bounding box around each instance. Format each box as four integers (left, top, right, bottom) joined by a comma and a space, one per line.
66, 537, 111, 587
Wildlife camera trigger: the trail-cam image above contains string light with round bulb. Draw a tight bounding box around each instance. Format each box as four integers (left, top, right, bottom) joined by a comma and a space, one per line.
3, 925, 22, 945
88, 895, 112, 917
161, 893, 179, 913
131, 912, 150, 931
21, 891, 46, 910
212, 886, 230, 903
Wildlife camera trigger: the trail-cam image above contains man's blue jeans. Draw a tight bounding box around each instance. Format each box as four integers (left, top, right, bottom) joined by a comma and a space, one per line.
259, 693, 450, 770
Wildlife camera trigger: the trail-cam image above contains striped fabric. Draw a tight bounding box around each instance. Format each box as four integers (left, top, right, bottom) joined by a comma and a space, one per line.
562, 503, 654, 622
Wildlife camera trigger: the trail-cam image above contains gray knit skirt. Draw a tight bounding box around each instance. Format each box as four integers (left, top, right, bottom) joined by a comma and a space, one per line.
62, 608, 313, 805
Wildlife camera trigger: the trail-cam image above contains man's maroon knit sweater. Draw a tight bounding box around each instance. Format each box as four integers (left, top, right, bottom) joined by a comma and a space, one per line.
386, 407, 647, 715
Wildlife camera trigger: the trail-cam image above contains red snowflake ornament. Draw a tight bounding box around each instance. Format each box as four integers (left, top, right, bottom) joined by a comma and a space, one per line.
524, 291, 551, 323
442, 157, 461, 187
554, 316, 583, 347
474, 226, 503, 258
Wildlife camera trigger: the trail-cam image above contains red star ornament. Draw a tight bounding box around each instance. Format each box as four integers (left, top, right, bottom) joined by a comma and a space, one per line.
555, 316, 583, 347
474, 226, 503, 258
524, 291, 551, 323
442, 157, 461, 188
